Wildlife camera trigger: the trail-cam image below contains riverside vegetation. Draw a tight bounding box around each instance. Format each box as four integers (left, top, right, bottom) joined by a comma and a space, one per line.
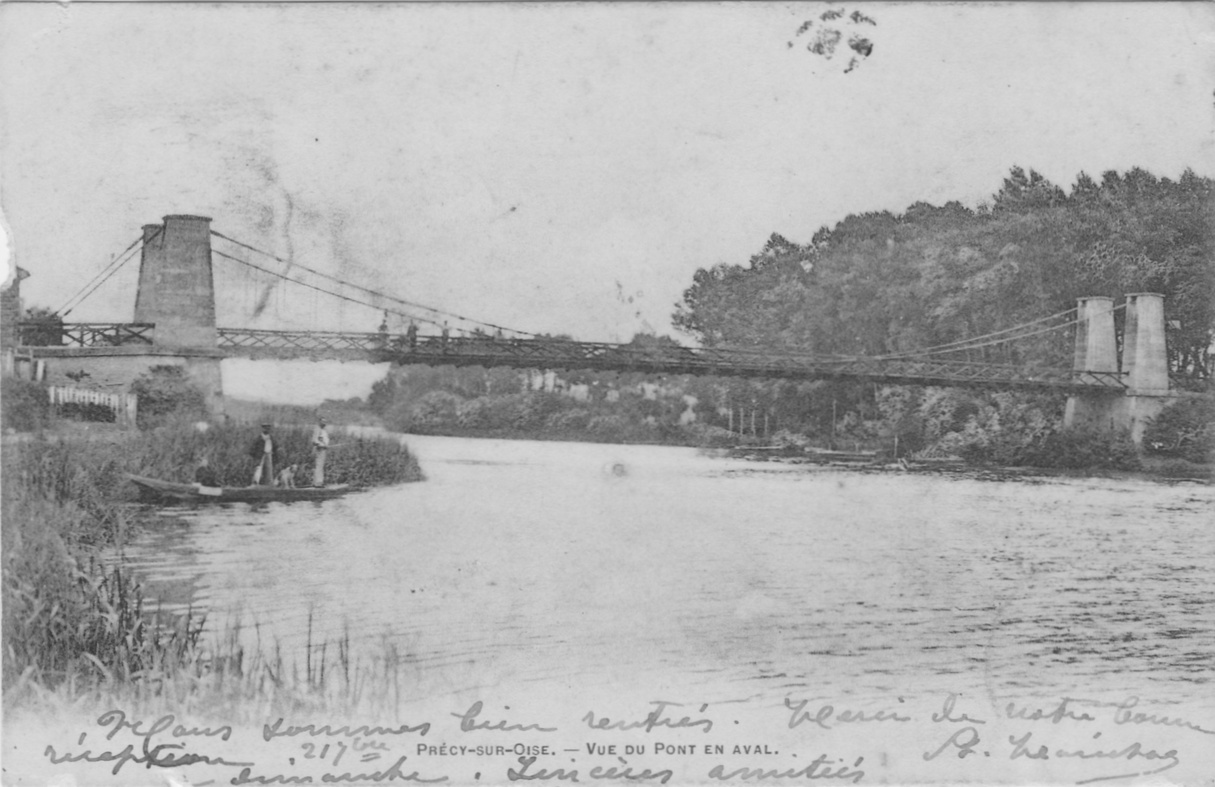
1, 370, 423, 715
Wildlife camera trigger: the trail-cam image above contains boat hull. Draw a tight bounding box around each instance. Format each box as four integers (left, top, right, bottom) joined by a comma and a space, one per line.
127, 474, 351, 503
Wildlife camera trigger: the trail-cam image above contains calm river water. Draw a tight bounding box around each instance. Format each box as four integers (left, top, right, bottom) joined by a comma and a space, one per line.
115, 434, 1214, 710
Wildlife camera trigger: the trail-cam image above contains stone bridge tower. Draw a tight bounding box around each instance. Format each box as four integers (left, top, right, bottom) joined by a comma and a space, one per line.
133, 215, 224, 407
1064, 292, 1173, 443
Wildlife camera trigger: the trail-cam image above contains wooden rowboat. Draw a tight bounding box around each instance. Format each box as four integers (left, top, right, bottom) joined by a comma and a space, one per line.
127, 474, 352, 503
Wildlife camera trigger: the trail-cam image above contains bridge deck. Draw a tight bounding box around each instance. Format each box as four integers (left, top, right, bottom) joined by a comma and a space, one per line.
17, 324, 1129, 393
216, 328, 1125, 393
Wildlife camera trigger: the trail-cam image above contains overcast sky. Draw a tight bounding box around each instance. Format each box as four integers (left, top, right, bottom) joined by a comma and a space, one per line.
1, 3, 1211, 402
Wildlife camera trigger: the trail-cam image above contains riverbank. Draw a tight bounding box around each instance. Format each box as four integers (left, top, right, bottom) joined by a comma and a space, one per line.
721, 444, 1213, 483
404, 416, 1211, 479
1, 418, 424, 702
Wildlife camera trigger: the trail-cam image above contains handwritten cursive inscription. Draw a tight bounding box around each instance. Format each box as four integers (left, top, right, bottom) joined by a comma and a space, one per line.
43, 711, 253, 775
97, 709, 233, 743
262, 718, 432, 741
582, 702, 713, 733
930, 694, 986, 725
44, 740, 253, 777
706, 756, 865, 783
1009, 731, 1180, 783
1005, 698, 1096, 725
784, 698, 911, 730
27, 693, 1215, 786
231, 756, 449, 784
453, 701, 557, 733
508, 755, 675, 783
1112, 696, 1215, 736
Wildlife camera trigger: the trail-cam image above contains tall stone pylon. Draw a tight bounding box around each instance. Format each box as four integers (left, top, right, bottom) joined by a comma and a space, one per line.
133, 215, 217, 349
1064, 292, 1176, 443
1071, 296, 1117, 384
131, 214, 223, 411
1064, 296, 1121, 430
1123, 293, 1170, 395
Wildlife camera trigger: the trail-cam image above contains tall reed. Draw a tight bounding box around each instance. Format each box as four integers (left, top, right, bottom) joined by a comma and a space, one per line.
2, 420, 423, 702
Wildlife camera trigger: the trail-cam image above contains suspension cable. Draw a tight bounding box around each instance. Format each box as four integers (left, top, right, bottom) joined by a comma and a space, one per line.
874, 305, 1079, 359
60, 237, 152, 318
892, 302, 1127, 359
210, 230, 536, 337
56, 233, 148, 316
212, 249, 444, 329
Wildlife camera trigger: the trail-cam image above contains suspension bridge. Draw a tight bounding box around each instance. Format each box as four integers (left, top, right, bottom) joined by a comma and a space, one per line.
10, 214, 1180, 437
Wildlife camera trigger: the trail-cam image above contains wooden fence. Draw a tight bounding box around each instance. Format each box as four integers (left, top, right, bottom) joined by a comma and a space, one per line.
47, 385, 138, 427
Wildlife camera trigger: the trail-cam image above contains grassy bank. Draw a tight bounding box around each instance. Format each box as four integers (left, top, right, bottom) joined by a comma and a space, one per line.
1, 420, 423, 704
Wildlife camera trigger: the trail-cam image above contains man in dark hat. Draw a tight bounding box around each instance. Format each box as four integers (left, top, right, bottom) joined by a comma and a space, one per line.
249, 423, 279, 485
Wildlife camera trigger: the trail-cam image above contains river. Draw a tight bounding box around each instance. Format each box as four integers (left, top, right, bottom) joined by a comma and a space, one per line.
113, 434, 1214, 712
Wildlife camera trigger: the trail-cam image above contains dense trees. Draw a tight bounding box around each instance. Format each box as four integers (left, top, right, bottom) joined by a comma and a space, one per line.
668, 166, 1213, 465
674, 167, 1213, 379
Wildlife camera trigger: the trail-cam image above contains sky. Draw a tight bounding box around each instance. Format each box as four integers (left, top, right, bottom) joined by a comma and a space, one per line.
1, 2, 1212, 403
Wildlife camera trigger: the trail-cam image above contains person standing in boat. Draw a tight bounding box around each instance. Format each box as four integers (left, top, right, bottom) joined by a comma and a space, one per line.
249, 423, 279, 486
312, 415, 330, 487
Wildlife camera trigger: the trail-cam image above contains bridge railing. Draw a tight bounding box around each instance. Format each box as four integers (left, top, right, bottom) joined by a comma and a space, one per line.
217, 327, 385, 354
24, 325, 1131, 392
213, 328, 1129, 390
364, 334, 1129, 391
17, 322, 155, 347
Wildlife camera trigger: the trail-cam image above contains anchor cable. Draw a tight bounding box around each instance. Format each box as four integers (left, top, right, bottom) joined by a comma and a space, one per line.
210, 230, 537, 337
887, 303, 1126, 360
874, 305, 1080, 360
212, 249, 444, 329
56, 233, 148, 316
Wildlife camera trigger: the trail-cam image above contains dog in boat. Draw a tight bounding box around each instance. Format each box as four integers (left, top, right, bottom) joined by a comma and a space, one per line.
275, 464, 300, 489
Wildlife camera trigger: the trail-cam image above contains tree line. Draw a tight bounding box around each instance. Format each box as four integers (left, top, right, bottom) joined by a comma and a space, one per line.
674, 166, 1213, 379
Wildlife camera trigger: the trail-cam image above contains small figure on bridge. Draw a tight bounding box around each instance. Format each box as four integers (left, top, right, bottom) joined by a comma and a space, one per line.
441, 322, 450, 353
377, 312, 389, 349
312, 415, 330, 487
249, 423, 279, 486
406, 321, 418, 350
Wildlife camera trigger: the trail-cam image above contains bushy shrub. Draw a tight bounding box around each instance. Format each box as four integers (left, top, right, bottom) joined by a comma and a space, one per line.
918, 388, 981, 442
516, 392, 567, 430
545, 408, 592, 432
124, 419, 422, 488
57, 401, 117, 423
771, 429, 811, 449
959, 426, 1140, 470
392, 390, 464, 432
1143, 397, 1215, 464
1029, 428, 1141, 470
1, 377, 49, 432
587, 414, 631, 439
688, 423, 737, 448
130, 366, 207, 428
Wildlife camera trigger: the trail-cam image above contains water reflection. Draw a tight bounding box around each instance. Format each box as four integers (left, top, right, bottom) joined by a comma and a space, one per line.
112, 435, 1215, 706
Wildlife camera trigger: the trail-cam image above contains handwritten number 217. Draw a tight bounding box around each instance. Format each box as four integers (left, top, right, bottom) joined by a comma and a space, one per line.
302, 742, 348, 767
